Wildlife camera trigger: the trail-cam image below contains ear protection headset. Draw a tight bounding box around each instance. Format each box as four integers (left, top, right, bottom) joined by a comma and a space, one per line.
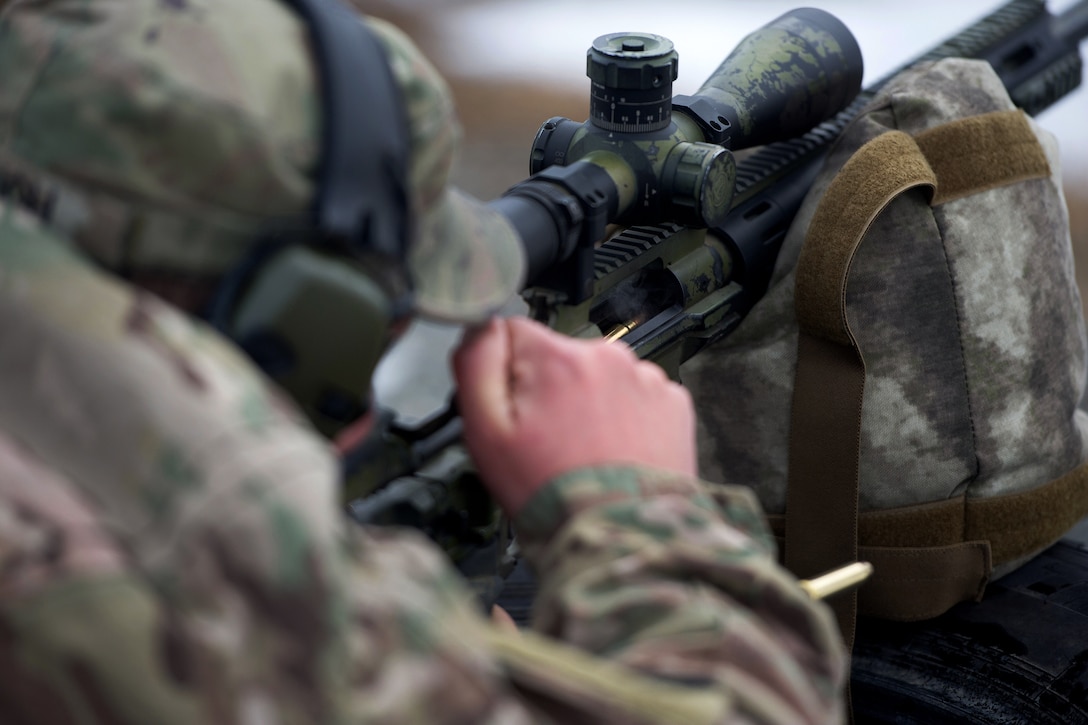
207, 0, 412, 438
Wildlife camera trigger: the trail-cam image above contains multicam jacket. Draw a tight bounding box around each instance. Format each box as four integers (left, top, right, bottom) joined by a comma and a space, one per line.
0, 201, 845, 722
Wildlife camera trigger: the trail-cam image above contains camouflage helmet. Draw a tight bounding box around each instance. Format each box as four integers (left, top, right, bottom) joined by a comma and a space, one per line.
0, 0, 524, 323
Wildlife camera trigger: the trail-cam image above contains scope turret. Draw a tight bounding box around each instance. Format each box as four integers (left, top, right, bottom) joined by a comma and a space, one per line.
587, 32, 679, 133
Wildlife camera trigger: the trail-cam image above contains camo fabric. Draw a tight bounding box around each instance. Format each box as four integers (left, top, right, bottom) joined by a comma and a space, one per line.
684, 59, 1088, 523
0, 199, 844, 722
0, 0, 523, 322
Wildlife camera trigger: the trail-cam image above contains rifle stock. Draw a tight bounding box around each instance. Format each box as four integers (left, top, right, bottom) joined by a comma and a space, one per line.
347, 0, 1088, 594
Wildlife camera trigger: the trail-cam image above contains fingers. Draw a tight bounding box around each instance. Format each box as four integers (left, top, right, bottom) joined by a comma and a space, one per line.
452, 318, 514, 435
490, 604, 520, 634
501, 316, 582, 418
452, 315, 699, 516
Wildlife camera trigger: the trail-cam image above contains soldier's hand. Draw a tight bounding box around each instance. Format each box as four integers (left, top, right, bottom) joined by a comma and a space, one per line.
452, 316, 697, 517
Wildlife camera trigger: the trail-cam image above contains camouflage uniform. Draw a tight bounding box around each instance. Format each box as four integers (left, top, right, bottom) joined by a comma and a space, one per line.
0, 1, 845, 723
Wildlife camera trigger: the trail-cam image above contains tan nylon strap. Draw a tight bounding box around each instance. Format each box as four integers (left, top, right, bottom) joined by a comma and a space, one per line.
787, 110, 1053, 636
787, 131, 936, 649
771, 534, 991, 622
767, 455, 1088, 621
786, 333, 864, 645
856, 543, 991, 620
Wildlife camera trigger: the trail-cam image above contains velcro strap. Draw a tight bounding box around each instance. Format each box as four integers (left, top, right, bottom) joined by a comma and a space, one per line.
916, 109, 1051, 204
794, 131, 936, 346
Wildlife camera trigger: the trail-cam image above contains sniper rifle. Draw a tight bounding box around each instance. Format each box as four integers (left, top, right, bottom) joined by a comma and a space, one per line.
345, 0, 1088, 600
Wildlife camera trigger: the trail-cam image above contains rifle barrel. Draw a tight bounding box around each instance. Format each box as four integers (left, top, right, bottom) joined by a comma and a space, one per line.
1057, 0, 1088, 45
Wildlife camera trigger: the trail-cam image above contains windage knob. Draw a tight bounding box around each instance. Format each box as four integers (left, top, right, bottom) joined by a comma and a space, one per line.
661, 142, 736, 228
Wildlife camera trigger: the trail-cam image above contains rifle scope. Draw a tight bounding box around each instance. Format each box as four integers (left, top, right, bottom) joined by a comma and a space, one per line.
489, 7, 863, 302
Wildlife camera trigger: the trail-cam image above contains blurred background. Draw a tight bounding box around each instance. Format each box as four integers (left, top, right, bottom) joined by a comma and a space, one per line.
367, 0, 1088, 316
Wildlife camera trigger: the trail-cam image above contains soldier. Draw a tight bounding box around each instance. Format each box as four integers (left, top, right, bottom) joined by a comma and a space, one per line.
0, 0, 845, 723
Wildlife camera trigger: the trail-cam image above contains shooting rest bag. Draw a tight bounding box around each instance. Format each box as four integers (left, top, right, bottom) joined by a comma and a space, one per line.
682, 58, 1088, 635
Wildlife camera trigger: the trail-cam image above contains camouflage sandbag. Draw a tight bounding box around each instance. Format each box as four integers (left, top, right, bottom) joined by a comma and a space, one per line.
681, 57, 1088, 631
